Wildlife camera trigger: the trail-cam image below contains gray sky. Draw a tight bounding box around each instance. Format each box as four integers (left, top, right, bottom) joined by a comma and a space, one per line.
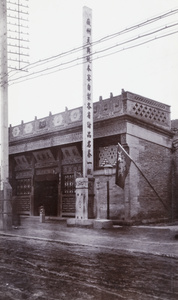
8, 0, 178, 125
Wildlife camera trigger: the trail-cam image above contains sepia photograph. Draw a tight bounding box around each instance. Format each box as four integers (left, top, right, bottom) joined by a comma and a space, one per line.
0, 0, 178, 299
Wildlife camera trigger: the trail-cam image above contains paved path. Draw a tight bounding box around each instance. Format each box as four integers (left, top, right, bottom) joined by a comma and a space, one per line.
0, 216, 178, 258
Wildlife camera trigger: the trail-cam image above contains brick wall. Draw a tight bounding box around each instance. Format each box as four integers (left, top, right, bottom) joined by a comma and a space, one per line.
94, 170, 125, 220
128, 135, 172, 223
172, 135, 178, 219
94, 131, 173, 223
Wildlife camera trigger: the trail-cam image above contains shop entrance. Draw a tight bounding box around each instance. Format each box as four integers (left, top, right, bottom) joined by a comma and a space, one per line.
34, 180, 58, 216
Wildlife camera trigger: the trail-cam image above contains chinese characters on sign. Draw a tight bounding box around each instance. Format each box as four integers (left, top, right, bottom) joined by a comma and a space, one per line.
83, 7, 93, 177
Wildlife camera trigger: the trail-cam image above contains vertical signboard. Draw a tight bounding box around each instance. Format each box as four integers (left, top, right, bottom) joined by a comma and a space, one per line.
83, 6, 93, 178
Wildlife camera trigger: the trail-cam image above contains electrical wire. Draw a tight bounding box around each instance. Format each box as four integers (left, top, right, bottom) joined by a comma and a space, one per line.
8, 28, 178, 86
8, 22, 178, 85
7, 8, 178, 75
93, 29, 178, 61
1, 8, 178, 86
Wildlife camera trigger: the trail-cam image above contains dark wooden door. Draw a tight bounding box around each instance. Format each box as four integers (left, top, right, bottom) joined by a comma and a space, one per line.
61, 174, 75, 217
34, 180, 58, 216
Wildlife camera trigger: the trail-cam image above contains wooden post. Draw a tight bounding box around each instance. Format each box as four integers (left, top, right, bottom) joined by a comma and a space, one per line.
0, 0, 12, 230
107, 180, 110, 219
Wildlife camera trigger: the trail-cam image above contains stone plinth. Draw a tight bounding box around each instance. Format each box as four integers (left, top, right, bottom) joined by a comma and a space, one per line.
40, 213, 45, 223
0, 182, 12, 231
75, 177, 89, 220
67, 218, 93, 228
93, 219, 113, 229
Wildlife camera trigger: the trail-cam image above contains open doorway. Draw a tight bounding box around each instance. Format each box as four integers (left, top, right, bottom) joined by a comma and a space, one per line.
34, 180, 58, 216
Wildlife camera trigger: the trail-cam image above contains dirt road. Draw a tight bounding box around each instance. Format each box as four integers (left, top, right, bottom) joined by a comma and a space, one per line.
0, 235, 177, 299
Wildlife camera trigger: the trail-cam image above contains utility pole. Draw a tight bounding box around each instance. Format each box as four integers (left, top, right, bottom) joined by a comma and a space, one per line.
0, 0, 12, 231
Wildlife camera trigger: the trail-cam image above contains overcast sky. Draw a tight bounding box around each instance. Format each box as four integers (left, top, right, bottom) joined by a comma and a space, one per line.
8, 0, 178, 126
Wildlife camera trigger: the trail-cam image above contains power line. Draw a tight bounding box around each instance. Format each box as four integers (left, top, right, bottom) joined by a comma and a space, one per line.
8, 21, 178, 84
94, 30, 178, 61
8, 8, 178, 75
92, 8, 178, 44
2, 8, 178, 86
8, 28, 178, 86
93, 22, 178, 56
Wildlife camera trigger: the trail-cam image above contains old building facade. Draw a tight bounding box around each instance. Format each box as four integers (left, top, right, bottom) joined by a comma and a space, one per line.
9, 90, 178, 224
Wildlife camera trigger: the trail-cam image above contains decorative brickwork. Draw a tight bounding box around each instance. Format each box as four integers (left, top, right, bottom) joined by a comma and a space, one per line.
62, 174, 75, 194
9, 95, 123, 141
125, 92, 170, 129
62, 196, 75, 214
98, 145, 117, 167
16, 179, 31, 195
52, 113, 64, 127
171, 119, 178, 134
9, 91, 170, 149
13, 196, 31, 213
8, 91, 176, 223
24, 122, 33, 134
61, 146, 82, 165
134, 95, 168, 110
14, 155, 31, 171
17, 197, 30, 212
16, 171, 32, 179
62, 164, 82, 174
132, 103, 167, 124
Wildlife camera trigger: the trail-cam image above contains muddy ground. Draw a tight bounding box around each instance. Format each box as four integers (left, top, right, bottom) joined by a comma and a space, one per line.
0, 235, 177, 300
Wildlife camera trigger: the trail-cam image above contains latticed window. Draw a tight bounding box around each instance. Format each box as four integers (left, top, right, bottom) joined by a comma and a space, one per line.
63, 174, 75, 194
16, 178, 31, 195
98, 145, 117, 167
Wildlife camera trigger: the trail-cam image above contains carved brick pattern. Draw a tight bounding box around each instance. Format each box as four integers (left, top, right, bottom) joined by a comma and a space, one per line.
120, 134, 127, 145
10, 96, 123, 141
52, 114, 64, 127
16, 178, 31, 195
95, 122, 125, 138
24, 122, 33, 134
39, 120, 46, 129
62, 164, 82, 195
14, 155, 31, 171
33, 149, 55, 163
99, 145, 117, 167
62, 197, 75, 213
62, 164, 82, 174
133, 102, 167, 124
36, 168, 58, 176
16, 171, 32, 179
134, 95, 167, 110
61, 146, 82, 165
17, 197, 30, 212
113, 98, 122, 113
69, 108, 81, 122
63, 174, 75, 194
